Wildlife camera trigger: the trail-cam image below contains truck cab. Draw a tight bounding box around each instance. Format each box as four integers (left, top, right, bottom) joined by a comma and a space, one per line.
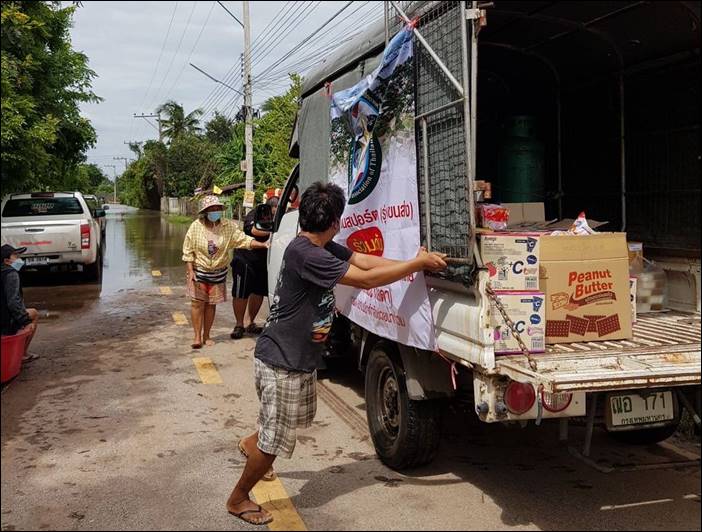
1, 192, 105, 281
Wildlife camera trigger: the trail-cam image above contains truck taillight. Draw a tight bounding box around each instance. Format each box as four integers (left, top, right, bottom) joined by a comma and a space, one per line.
504, 381, 536, 415
80, 223, 90, 249
541, 390, 573, 413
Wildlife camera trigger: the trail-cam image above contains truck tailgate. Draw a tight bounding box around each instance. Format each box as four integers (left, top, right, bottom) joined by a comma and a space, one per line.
495, 311, 701, 393
1, 220, 82, 255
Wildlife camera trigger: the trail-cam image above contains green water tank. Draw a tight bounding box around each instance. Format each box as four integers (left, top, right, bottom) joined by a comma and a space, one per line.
498, 115, 545, 203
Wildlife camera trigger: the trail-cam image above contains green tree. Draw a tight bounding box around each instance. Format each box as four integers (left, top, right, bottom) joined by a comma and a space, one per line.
216, 75, 301, 200
1, 1, 100, 193
204, 111, 235, 144
157, 100, 203, 143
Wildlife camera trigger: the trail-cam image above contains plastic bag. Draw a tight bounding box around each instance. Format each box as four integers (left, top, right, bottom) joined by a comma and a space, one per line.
550, 211, 598, 236
479, 203, 509, 231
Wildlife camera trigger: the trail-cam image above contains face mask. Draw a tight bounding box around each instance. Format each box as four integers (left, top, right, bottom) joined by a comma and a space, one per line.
11, 258, 24, 271
207, 211, 222, 223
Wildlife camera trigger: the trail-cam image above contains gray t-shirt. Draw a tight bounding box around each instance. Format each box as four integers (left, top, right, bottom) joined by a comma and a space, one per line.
255, 236, 352, 372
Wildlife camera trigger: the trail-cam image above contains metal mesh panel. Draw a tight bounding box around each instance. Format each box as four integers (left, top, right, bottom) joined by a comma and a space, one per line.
388, 1, 475, 284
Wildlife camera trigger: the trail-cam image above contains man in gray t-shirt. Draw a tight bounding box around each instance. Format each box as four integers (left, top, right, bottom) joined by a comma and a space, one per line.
226, 182, 447, 526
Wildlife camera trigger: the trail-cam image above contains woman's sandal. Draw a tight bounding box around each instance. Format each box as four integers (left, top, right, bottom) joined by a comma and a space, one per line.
191, 342, 202, 349
229, 503, 273, 525
238, 440, 276, 481
230, 325, 245, 339
245, 323, 264, 335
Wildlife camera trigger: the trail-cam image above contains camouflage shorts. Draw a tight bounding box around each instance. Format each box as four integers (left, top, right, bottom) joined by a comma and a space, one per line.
254, 357, 317, 459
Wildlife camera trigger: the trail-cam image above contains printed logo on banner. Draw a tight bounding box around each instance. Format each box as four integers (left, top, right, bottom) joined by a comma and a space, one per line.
328, 25, 437, 351
347, 98, 383, 205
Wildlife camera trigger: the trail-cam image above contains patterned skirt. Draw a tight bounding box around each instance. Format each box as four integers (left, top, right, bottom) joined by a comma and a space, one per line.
187, 279, 227, 304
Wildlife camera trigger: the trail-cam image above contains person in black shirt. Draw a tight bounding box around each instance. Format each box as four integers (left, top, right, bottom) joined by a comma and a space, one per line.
226, 182, 447, 525
1, 245, 39, 360
230, 197, 278, 340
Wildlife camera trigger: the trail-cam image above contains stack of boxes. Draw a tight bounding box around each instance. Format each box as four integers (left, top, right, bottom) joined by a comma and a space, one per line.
480, 233, 546, 354
480, 222, 634, 355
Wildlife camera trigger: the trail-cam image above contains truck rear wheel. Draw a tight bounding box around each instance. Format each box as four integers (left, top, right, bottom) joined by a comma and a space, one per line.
84, 251, 102, 282
608, 421, 679, 445
365, 344, 441, 470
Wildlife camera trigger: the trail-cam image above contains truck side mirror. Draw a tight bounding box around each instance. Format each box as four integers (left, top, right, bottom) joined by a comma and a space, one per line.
253, 204, 273, 232
94, 209, 106, 218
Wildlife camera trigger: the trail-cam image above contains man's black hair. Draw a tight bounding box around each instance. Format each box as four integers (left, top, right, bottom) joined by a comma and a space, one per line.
299, 182, 346, 233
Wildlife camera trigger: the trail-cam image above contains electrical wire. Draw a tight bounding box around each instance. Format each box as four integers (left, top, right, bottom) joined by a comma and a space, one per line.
149, 1, 199, 110
163, 1, 216, 105
197, 0, 303, 115
133, 1, 179, 138
203, 1, 319, 119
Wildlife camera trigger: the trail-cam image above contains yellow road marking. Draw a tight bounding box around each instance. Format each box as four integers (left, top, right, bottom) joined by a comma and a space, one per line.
160, 286, 173, 295
192, 357, 223, 384
172, 311, 188, 325
252, 477, 307, 531
152, 270, 162, 277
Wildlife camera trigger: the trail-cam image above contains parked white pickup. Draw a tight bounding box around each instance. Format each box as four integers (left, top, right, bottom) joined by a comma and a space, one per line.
1, 192, 105, 281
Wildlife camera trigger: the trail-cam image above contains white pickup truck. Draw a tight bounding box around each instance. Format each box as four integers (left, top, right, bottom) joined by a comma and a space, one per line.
263, 1, 701, 470
1, 192, 105, 281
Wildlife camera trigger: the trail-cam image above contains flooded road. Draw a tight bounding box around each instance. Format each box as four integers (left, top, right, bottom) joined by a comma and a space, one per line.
22, 206, 189, 311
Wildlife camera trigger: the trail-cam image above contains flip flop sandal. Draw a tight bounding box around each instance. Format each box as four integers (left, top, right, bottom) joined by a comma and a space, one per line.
229, 503, 273, 526
191, 342, 202, 349
245, 323, 264, 334
238, 440, 277, 481
230, 326, 245, 339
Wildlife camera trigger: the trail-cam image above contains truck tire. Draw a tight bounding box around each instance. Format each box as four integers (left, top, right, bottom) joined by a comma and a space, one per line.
608, 421, 679, 445
365, 344, 441, 470
84, 251, 102, 282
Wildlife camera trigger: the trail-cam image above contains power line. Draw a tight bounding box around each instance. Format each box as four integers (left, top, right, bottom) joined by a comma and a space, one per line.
196, 1, 297, 113
255, 1, 355, 81
216, 1, 243, 27
163, 1, 217, 103
149, 0, 198, 110
213, 1, 322, 118
139, 2, 179, 112
199, 1, 312, 117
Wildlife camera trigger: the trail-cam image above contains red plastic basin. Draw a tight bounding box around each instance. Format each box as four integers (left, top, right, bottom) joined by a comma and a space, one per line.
1, 329, 30, 383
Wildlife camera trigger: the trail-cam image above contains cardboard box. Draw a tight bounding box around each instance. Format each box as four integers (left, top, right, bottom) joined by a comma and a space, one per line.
539, 233, 633, 343
502, 202, 608, 232
480, 232, 540, 290
490, 291, 546, 354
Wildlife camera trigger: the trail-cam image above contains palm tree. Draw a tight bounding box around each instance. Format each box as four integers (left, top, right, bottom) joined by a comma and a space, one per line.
156, 100, 203, 142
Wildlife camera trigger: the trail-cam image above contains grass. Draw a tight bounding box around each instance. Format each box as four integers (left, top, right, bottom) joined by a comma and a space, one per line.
166, 214, 194, 225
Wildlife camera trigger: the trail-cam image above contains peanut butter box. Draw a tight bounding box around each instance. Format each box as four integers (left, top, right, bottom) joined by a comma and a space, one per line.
539, 233, 633, 343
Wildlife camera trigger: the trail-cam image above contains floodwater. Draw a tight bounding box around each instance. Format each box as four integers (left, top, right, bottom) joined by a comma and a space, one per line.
22, 206, 189, 311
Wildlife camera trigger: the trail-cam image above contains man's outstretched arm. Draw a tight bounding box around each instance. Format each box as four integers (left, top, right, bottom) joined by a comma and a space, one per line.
339, 249, 446, 290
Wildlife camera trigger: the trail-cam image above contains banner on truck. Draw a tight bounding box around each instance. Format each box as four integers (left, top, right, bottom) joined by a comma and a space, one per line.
329, 26, 437, 351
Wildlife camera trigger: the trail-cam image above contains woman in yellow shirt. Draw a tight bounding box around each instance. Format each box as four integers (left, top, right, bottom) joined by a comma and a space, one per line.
182, 195, 268, 349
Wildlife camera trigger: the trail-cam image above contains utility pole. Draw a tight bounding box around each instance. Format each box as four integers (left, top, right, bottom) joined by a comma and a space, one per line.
124, 141, 144, 159
104, 164, 118, 203
243, 0, 253, 207
133, 113, 163, 142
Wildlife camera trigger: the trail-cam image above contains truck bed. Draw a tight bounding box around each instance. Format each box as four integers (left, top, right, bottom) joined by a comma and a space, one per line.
495, 311, 701, 393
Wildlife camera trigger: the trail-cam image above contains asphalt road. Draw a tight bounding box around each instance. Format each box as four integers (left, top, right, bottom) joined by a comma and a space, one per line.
1, 209, 700, 531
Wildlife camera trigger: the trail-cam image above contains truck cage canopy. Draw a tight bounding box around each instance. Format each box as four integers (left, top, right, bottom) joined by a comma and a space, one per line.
303, 1, 700, 96
299, 1, 700, 260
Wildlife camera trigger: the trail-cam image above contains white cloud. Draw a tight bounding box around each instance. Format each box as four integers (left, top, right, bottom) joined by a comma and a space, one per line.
69, 1, 384, 171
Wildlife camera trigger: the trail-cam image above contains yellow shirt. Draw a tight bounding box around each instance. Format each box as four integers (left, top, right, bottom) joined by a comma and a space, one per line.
182, 218, 254, 271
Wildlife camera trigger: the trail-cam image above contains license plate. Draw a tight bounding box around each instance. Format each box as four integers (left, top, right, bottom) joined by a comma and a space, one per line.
608, 391, 674, 427
25, 256, 50, 266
